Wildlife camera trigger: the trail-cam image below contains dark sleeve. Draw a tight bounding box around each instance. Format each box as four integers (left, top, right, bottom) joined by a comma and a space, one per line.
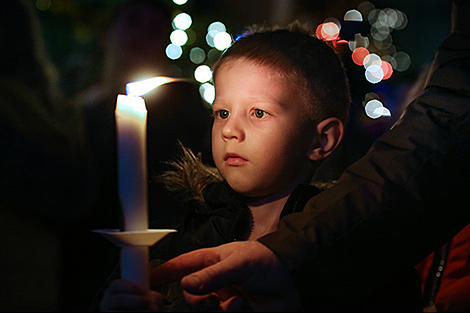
259, 1, 470, 272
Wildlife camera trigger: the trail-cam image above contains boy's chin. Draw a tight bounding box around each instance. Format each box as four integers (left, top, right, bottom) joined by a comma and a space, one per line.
227, 182, 276, 201
227, 181, 264, 198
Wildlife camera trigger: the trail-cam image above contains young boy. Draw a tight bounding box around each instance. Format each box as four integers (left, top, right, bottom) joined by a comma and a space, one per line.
98, 23, 353, 311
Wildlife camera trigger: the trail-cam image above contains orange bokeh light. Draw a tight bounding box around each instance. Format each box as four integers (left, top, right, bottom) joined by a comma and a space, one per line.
352, 47, 370, 66
316, 22, 340, 41
381, 60, 393, 80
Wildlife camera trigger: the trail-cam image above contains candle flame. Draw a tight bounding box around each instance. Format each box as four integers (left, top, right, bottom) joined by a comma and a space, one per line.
125, 76, 174, 97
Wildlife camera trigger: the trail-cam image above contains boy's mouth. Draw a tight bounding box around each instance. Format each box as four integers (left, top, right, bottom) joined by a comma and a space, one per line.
224, 152, 248, 166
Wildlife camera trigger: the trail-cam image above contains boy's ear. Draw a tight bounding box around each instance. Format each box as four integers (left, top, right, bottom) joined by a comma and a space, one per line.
307, 117, 344, 161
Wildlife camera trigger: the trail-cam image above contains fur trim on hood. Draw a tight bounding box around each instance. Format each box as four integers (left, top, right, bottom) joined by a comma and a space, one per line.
157, 144, 222, 202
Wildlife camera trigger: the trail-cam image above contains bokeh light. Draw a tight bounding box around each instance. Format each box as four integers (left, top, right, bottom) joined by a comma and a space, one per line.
344, 9, 363, 22
208, 21, 226, 33
364, 99, 391, 119
194, 65, 212, 83
172, 12, 192, 30
206, 30, 218, 47
365, 64, 384, 84
199, 83, 215, 104
394, 51, 411, 72
381, 60, 393, 80
172, 0, 188, 5
357, 1, 375, 16
348, 33, 370, 51
185, 29, 197, 45
207, 49, 222, 64
206, 21, 228, 49
373, 34, 393, 50
382, 54, 397, 69
352, 47, 370, 66
213, 32, 232, 51
189, 47, 206, 64
165, 44, 183, 60
316, 22, 340, 41
170, 29, 188, 46
363, 53, 381, 69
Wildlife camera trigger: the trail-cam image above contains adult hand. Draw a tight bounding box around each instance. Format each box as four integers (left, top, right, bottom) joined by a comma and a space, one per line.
151, 241, 300, 312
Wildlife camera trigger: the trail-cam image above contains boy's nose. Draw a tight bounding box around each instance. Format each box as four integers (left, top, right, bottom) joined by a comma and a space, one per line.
221, 117, 245, 141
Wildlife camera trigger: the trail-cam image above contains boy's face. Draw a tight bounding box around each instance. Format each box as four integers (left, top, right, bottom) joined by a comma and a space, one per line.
212, 58, 317, 197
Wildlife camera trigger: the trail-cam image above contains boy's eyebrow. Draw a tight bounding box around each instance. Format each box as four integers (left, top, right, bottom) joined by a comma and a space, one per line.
214, 98, 293, 112
254, 97, 291, 111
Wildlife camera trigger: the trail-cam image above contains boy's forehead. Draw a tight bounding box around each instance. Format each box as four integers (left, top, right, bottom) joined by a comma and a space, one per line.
215, 57, 293, 87
214, 59, 309, 113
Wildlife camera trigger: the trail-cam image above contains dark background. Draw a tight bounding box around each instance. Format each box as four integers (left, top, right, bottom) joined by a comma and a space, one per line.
5, 0, 452, 311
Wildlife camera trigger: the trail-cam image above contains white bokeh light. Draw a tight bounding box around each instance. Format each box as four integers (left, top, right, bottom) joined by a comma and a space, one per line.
363, 53, 381, 69
199, 83, 215, 104
172, 12, 192, 30
165, 44, 183, 60
194, 65, 212, 83
375, 106, 391, 117
365, 64, 384, 84
208, 21, 226, 33
364, 99, 391, 119
206, 30, 219, 47
172, 0, 188, 5
213, 32, 232, 51
344, 9, 363, 22
365, 99, 383, 118
170, 29, 188, 46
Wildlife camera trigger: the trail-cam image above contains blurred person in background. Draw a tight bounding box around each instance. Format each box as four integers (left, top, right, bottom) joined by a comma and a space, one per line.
0, 0, 98, 311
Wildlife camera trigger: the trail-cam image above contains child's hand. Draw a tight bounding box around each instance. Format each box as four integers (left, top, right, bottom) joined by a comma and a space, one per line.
99, 279, 164, 312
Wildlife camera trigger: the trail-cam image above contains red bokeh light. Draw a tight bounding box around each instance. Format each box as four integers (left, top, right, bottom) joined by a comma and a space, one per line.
352, 47, 370, 66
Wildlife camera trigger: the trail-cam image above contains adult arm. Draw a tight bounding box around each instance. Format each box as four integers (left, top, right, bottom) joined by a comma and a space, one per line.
259, 0, 470, 272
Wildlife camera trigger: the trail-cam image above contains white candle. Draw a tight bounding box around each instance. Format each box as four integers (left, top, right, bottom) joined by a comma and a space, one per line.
113, 77, 174, 289
115, 94, 148, 231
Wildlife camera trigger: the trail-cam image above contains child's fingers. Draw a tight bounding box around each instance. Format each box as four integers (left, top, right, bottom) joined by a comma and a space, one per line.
102, 293, 151, 311
108, 279, 147, 295
100, 280, 164, 312
149, 290, 165, 311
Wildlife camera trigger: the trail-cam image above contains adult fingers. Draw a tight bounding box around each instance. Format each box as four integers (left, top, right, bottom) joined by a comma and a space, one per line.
179, 253, 249, 295
183, 287, 249, 312
180, 241, 276, 295
151, 247, 221, 288
219, 295, 249, 312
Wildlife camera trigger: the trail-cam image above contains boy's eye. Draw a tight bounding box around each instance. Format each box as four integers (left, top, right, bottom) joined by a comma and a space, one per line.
216, 110, 230, 119
254, 109, 268, 119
